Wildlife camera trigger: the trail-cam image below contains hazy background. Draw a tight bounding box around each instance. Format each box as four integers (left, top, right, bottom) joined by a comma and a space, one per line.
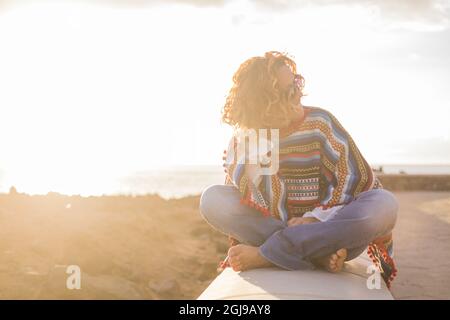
0, 0, 449, 196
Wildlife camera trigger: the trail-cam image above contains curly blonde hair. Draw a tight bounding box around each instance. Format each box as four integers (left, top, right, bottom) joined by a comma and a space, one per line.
221, 51, 305, 130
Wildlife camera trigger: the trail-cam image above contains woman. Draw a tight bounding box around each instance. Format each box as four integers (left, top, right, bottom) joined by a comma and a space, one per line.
199, 51, 398, 287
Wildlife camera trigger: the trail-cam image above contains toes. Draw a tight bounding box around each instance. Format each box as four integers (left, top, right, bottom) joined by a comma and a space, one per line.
328, 266, 337, 272
327, 253, 341, 272
317, 249, 348, 273
231, 264, 241, 272
329, 259, 337, 267
233, 261, 244, 271
336, 248, 348, 259
328, 261, 337, 271
333, 249, 347, 272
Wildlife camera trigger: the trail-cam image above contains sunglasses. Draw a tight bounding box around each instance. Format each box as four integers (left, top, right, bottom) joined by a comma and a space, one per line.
293, 74, 302, 88
282, 74, 302, 93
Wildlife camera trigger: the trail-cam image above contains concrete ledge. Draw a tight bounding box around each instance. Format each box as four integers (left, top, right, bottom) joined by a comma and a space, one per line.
377, 174, 450, 191
198, 252, 393, 300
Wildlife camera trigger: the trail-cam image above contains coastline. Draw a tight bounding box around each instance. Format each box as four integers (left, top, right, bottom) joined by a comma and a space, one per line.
0, 175, 449, 299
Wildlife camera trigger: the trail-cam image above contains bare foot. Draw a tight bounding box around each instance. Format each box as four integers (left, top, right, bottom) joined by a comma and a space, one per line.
288, 216, 320, 227
313, 248, 347, 273
228, 244, 274, 271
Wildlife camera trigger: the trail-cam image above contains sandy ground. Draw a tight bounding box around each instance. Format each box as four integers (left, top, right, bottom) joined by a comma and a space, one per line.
0, 193, 229, 299
0, 191, 449, 299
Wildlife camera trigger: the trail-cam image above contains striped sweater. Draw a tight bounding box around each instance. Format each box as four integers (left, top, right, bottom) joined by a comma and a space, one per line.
223, 106, 397, 287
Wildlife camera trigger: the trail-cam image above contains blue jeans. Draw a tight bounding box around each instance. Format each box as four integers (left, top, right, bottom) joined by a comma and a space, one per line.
199, 184, 398, 270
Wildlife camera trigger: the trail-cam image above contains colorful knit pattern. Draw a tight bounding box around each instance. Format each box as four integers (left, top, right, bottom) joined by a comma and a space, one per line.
222, 106, 397, 288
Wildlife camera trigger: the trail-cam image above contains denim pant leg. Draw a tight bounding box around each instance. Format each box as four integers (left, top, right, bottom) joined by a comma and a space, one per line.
259, 189, 399, 270
199, 184, 286, 246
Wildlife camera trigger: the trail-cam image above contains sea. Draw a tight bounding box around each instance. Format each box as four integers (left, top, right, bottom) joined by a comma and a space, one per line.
1, 164, 449, 199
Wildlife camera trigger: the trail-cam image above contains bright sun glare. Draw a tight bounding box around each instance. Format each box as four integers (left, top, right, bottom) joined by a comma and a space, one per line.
0, 1, 449, 195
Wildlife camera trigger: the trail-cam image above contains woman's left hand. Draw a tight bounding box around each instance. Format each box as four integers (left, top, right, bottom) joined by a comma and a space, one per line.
287, 216, 320, 227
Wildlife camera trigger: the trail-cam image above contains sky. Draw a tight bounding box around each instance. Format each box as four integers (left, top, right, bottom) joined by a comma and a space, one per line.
0, 0, 449, 194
